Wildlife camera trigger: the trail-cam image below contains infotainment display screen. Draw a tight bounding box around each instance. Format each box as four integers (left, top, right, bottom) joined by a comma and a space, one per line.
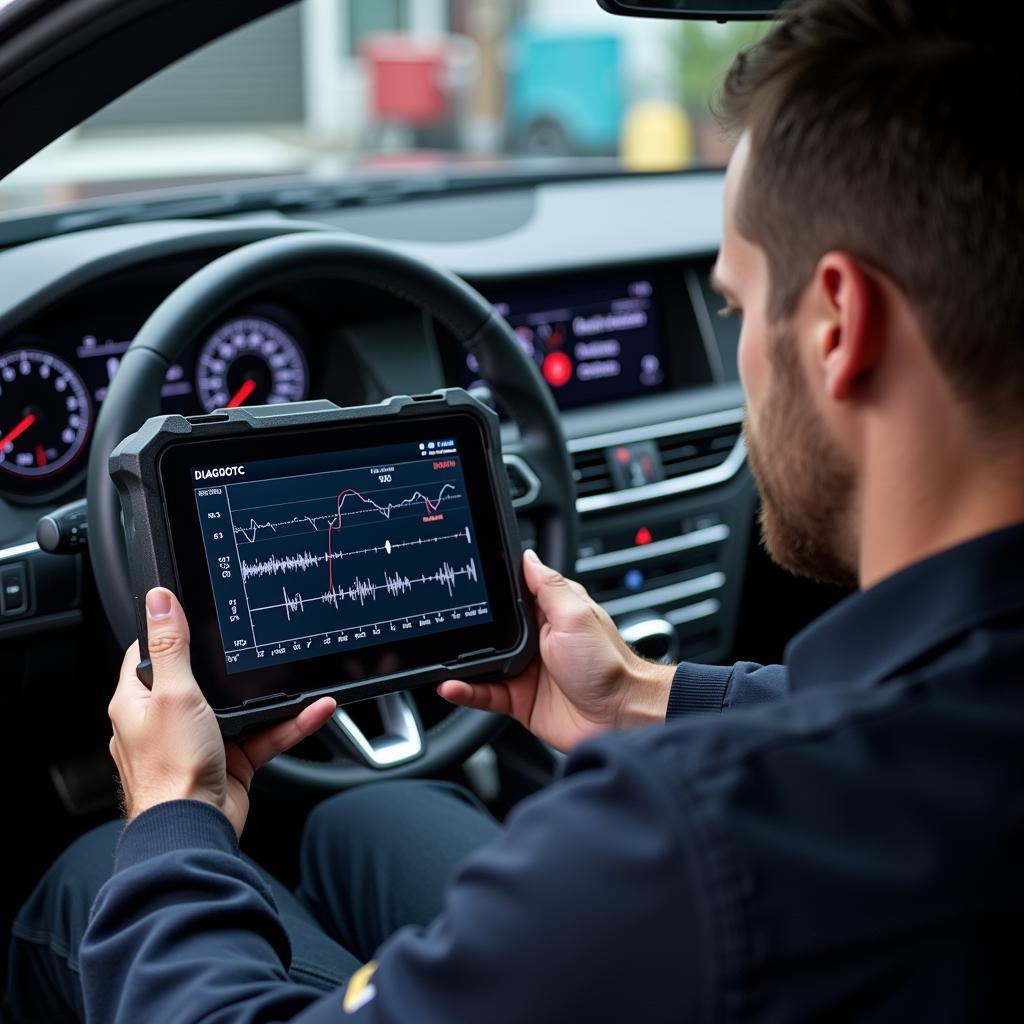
110, 394, 534, 735
462, 274, 668, 410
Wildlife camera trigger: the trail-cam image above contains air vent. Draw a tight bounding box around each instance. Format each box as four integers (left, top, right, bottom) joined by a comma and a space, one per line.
572, 449, 614, 498
657, 426, 741, 480
569, 410, 746, 511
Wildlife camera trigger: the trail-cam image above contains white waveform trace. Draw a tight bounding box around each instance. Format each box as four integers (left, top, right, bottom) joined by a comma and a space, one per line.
234, 483, 462, 544
239, 527, 472, 582
260, 558, 481, 620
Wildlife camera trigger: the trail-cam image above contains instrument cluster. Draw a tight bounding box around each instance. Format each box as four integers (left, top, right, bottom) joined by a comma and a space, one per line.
0, 307, 309, 500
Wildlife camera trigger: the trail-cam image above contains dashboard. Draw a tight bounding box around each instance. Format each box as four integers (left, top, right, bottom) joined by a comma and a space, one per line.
0, 259, 368, 502
0, 253, 731, 503
0, 308, 310, 490
0, 170, 754, 676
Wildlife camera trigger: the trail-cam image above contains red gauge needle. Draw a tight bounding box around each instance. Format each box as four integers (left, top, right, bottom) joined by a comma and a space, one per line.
0, 412, 36, 449
226, 378, 257, 408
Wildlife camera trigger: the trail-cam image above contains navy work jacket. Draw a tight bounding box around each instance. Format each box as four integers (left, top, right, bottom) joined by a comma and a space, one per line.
81, 523, 1024, 1022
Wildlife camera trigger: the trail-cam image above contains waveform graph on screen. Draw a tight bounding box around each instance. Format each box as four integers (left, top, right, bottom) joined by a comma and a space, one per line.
196, 451, 494, 667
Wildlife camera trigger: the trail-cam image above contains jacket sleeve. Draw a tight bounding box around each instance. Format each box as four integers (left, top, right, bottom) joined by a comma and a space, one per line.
81, 737, 715, 1024
80, 800, 344, 1024
666, 660, 789, 719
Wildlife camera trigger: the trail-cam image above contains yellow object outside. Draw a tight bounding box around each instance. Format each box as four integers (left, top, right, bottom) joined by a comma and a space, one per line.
621, 101, 694, 172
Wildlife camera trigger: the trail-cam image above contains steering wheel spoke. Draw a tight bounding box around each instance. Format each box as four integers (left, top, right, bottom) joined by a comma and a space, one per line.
321, 692, 425, 769
503, 434, 577, 571
502, 451, 543, 511
508, 436, 575, 511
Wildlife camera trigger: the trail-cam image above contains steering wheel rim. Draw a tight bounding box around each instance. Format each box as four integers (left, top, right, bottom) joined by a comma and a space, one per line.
87, 231, 577, 792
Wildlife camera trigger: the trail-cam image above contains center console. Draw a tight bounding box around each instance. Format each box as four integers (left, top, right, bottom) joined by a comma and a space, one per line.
566, 402, 753, 665
464, 258, 754, 667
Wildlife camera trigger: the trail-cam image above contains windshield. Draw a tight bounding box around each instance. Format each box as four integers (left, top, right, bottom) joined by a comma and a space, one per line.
0, 0, 764, 215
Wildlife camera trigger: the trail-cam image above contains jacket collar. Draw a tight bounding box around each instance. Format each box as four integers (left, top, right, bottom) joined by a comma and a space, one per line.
785, 521, 1024, 692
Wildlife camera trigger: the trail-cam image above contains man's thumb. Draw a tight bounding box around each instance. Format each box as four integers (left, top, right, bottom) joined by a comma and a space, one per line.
523, 549, 579, 621
145, 588, 193, 685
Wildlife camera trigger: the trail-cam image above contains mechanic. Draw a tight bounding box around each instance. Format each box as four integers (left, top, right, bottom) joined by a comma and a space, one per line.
8, 0, 1024, 1021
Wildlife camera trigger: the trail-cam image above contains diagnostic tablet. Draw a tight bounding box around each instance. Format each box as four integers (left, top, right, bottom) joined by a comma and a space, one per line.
109, 390, 535, 736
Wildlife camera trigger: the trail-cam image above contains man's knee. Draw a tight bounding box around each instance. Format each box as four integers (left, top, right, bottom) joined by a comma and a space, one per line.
302, 780, 445, 852
15, 819, 122, 935
301, 780, 493, 867
8, 819, 123, 1023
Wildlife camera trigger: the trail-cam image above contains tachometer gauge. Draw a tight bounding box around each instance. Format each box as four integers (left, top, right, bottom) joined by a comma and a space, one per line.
196, 316, 308, 413
0, 349, 91, 480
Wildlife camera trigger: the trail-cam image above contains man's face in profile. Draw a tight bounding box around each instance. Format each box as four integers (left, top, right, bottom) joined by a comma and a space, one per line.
715, 135, 858, 588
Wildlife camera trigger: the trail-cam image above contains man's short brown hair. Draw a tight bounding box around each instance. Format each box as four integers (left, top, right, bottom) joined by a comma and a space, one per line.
719, 0, 1023, 430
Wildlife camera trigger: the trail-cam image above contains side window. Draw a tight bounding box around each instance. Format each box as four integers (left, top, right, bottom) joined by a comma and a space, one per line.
84, 6, 304, 126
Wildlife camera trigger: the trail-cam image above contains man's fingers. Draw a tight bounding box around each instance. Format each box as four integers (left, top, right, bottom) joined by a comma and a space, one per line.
238, 696, 336, 771
437, 679, 514, 715
112, 640, 146, 700
109, 641, 155, 730
522, 549, 593, 628
117, 639, 142, 681
144, 589, 196, 698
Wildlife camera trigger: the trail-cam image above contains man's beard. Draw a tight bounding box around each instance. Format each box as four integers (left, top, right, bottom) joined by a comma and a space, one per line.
744, 326, 859, 589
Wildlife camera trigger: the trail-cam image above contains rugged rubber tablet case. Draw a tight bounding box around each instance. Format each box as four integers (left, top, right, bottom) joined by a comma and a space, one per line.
108, 389, 536, 737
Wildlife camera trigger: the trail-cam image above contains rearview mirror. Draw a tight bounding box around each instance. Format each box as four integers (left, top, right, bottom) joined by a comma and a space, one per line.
596, 0, 781, 18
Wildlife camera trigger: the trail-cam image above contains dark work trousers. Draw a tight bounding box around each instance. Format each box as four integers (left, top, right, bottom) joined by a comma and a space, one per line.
5, 780, 499, 1023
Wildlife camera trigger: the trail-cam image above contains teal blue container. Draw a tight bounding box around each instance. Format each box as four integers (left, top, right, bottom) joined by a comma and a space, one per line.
507, 29, 624, 156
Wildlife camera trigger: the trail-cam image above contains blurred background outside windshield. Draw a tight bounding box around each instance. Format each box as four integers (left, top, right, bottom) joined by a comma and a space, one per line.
0, 0, 763, 214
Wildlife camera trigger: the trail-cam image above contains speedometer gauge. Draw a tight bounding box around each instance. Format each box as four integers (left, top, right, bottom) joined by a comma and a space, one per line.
196, 316, 308, 413
0, 349, 91, 480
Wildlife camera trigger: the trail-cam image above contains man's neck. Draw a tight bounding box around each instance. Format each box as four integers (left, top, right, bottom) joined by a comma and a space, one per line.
858, 434, 1024, 591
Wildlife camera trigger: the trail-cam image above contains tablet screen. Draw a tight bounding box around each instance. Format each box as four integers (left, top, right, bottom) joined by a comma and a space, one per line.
194, 435, 493, 675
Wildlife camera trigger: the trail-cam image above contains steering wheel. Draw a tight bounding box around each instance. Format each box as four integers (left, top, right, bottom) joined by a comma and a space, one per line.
86, 232, 577, 793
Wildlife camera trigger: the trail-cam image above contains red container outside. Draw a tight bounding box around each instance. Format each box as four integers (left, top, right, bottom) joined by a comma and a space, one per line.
363, 35, 454, 126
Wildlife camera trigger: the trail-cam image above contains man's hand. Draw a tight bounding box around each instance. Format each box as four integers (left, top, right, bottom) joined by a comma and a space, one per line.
438, 550, 674, 752
108, 588, 336, 838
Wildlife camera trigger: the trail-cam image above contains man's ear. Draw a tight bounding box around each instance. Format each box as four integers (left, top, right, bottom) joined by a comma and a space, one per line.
812, 252, 883, 402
